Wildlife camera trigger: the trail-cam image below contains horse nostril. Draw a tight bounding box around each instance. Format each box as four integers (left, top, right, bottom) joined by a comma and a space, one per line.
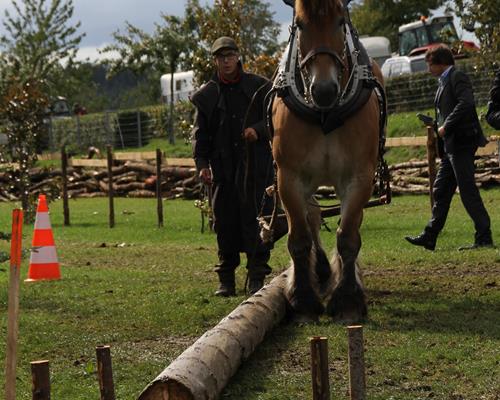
311, 81, 338, 108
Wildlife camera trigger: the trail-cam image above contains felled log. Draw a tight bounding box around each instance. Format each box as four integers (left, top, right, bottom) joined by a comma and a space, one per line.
77, 192, 107, 198
127, 190, 156, 198
389, 160, 429, 170
115, 182, 147, 193
138, 271, 289, 400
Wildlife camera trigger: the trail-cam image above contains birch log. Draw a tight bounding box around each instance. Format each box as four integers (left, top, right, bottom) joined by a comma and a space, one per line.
137, 270, 290, 400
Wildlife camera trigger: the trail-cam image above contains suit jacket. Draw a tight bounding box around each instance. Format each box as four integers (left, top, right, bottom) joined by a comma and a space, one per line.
486, 69, 500, 130
435, 66, 487, 154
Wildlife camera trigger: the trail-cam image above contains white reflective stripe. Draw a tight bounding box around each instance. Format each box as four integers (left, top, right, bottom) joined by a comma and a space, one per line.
34, 212, 52, 230
30, 246, 58, 264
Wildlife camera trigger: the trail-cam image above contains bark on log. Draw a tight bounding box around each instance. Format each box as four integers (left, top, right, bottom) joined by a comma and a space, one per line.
137, 271, 290, 400
127, 190, 156, 198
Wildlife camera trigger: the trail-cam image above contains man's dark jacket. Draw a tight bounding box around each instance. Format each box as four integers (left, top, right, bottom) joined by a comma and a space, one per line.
190, 70, 272, 186
435, 66, 487, 154
486, 69, 500, 130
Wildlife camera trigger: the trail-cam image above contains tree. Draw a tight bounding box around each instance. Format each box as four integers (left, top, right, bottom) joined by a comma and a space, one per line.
0, 0, 85, 91
0, 0, 83, 221
0, 78, 49, 217
350, 0, 447, 52
188, 0, 282, 84
102, 14, 192, 144
453, 0, 500, 68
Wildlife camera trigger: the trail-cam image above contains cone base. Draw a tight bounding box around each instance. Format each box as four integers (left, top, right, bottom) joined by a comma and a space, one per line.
25, 262, 61, 282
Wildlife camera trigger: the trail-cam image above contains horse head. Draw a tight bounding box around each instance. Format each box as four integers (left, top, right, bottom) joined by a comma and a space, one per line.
295, 0, 347, 109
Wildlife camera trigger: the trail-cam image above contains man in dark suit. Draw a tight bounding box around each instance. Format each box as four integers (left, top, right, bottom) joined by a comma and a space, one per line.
405, 44, 494, 251
486, 68, 500, 130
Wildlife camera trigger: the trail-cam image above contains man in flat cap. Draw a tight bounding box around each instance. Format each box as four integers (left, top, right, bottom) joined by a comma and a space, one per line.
190, 36, 273, 296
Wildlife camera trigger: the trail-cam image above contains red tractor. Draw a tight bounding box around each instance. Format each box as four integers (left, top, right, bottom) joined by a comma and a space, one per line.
398, 15, 479, 58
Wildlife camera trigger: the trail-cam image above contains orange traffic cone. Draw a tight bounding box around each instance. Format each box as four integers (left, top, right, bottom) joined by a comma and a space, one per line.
25, 194, 61, 282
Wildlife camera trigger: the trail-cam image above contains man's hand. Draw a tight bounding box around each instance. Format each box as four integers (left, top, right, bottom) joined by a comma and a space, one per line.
242, 127, 258, 142
438, 126, 446, 137
199, 168, 212, 185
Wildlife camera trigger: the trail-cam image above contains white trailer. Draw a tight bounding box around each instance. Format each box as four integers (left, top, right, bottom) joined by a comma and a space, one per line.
160, 70, 195, 103
359, 36, 392, 67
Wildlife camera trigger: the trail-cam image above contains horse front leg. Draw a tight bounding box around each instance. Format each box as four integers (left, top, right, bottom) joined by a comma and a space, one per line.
279, 169, 324, 320
326, 181, 371, 323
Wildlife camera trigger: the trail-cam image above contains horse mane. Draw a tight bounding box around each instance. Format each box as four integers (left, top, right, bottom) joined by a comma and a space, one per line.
295, 0, 343, 23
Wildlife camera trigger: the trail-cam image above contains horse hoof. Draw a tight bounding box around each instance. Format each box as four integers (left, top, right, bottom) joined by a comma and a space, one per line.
287, 291, 324, 317
326, 289, 367, 324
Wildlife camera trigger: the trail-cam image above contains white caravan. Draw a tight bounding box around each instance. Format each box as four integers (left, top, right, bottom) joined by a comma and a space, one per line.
359, 36, 392, 67
160, 70, 195, 103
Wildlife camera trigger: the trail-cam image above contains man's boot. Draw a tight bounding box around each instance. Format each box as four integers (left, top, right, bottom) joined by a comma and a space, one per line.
246, 251, 272, 295
215, 271, 236, 297
404, 231, 437, 251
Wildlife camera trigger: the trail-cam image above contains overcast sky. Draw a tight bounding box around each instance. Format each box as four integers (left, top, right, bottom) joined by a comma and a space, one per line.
0, 0, 475, 62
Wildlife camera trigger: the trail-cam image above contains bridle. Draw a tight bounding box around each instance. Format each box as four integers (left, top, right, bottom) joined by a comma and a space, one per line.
296, 20, 348, 109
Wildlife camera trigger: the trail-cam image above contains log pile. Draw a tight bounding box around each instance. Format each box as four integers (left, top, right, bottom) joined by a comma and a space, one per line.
313, 155, 500, 199
0, 160, 200, 202
389, 156, 500, 195
1, 156, 499, 202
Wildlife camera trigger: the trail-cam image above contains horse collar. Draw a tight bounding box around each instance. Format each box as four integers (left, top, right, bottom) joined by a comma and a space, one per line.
273, 19, 375, 133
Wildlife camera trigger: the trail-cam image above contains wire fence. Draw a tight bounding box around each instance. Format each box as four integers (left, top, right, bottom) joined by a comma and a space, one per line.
46, 107, 168, 154
385, 66, 494, 114
1, 66, 496, 156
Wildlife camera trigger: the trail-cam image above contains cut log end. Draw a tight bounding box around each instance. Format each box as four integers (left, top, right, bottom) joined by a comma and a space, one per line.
138, 380, 194, 400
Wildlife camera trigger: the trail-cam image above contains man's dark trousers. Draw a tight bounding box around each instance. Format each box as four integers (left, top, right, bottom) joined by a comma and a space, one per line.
424, 148, 491, 243
212, 180, 271, 280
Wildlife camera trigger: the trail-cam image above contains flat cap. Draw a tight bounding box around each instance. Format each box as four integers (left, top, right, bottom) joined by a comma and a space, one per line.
211, 36, 239, 55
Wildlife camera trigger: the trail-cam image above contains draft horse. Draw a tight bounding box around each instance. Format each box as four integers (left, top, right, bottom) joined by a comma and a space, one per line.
271, 0, 387, 322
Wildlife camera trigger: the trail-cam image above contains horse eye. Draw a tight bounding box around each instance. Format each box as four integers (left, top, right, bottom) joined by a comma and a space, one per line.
339, 17, 346, 26
295, 19, 303, 30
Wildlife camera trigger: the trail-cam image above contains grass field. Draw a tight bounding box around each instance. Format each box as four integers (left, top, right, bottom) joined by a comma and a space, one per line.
0, 190, 499, 399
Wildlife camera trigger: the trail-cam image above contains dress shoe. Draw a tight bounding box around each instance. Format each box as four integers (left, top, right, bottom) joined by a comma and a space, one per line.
458, 241, 495, 251
405, 233, 436, 251
248, 278, 264, 295
214, 283, 236, 297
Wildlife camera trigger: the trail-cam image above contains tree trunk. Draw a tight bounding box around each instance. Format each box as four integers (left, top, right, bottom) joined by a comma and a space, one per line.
137, 270, 290, 400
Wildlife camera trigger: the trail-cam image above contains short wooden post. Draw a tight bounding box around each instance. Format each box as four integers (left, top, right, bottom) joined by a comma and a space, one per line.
5, 209, 23, 400
96, 345, 116, 400
156, 148, 164, 228
61, 146, 70, 226
347, 325, 366, 400
30, 360, 50, 400
107, 145, 115, 228
310, 336, 330, 400
426, 126, 438, 209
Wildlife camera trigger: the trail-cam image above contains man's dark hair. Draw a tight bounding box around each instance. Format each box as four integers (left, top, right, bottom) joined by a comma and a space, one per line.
425, 44, 455, 66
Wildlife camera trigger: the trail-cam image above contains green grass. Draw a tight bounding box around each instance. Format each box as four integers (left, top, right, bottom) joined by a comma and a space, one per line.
0, 190, 499, 399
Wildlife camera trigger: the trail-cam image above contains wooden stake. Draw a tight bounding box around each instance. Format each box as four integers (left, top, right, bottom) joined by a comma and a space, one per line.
30, 360, 50, 400
156, 148, 164, 228
347, 325, 366, 400
96, 345, 116, 400
5, 209, 23, 400
61, 146, 70, 226
426, 126, 438, 209
310, 336, 330, 400
107, 145, 115, 228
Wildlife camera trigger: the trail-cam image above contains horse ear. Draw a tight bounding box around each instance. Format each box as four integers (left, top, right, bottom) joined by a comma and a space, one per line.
283, 0, 295, 8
